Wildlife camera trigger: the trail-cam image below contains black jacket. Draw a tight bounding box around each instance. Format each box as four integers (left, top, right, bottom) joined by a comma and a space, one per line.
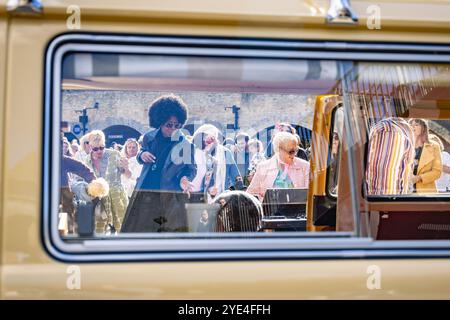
135, 128, 197, 192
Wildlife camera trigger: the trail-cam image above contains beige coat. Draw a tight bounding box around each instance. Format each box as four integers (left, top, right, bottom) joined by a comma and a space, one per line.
416, 142, 442, 193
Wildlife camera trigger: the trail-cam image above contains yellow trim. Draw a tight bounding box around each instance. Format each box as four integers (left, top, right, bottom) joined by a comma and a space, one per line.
307, 95, 341, 232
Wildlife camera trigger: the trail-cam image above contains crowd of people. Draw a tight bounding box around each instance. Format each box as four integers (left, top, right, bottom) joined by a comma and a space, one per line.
60, 94, 450, 236
60, 94, 312, 235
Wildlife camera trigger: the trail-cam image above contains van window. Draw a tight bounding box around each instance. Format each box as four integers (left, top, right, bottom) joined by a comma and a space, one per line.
346, 63, 450, 198
44, 35, 450, 259
58, 52, 321, 237
58, 53, 450, 237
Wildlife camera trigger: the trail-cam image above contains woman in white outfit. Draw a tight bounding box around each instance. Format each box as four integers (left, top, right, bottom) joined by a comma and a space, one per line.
191, 124, 242, 202
121, 138, 143, 199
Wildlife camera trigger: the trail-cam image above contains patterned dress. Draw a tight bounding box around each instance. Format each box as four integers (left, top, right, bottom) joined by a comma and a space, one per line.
87, 149, 129, 233
366, 118, 414, 195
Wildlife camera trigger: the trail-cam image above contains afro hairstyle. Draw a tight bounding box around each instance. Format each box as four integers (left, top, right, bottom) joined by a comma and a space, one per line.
148, 94, 188, 129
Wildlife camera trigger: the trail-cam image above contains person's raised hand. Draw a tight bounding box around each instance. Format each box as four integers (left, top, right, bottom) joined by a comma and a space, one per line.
141, 151, 156, 163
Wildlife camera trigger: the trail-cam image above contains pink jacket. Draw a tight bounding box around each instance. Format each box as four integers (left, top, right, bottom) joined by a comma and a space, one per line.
247, 156, 310, 199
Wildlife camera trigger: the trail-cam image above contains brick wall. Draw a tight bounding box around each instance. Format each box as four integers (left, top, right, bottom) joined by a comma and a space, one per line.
62, 90, 315, 138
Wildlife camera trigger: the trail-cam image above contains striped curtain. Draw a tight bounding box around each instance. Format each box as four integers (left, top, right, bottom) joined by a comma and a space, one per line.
366, 118, 414, 195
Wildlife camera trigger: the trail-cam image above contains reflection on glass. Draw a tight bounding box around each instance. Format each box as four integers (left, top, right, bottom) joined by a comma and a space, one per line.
60, 53, 319, 236
328, 106, 343, 196
58, 51, 450, 237
344, 63, 450, 197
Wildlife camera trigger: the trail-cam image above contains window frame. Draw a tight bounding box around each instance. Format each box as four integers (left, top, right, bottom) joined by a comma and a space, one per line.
325, 103, 343, 200
43, 33, 450, 263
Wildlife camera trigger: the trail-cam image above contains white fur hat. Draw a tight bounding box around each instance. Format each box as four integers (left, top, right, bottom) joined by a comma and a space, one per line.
193, 124, 220, 140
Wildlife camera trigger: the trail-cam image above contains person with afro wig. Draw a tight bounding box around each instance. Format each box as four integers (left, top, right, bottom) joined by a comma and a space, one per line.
121, 94, 197, 233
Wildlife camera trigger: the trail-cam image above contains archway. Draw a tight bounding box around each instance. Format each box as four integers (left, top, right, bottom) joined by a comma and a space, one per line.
103, 125, 142, 148
63, 132, 79, 144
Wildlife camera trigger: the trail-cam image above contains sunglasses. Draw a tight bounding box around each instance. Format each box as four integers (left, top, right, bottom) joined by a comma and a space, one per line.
92, 146, 105, 152
283, 148, 299, 156
164, 122, 182, 129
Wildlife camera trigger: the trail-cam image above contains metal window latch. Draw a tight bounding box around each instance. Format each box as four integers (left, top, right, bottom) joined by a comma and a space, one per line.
326, 0, 358, 25
6, 0, 43, 15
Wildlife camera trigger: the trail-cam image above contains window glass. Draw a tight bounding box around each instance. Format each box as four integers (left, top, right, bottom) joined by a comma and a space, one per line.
340, 63, 450, 197
59, 52, 331, 237
335, 62, 450, 241
327, 106, 343, 197
57, 48, 450, 242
